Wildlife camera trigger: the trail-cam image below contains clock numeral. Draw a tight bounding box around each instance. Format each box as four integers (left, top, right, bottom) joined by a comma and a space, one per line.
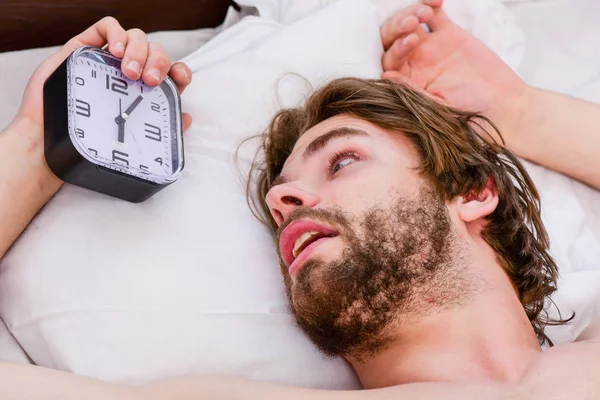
91, 70, 97, 79
106, 75, 128, 96
88, 148, 98, 157
154, 157, 163, 166
112, 150, 129, 166
76, 128, 84, 138
75, 99, 91, 118
144, 123, 161, 142
150, 102, 160, 112
140, 165, 149, 173
75, 77, 85, 86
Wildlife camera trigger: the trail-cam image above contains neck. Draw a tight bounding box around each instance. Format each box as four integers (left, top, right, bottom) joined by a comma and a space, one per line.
351, 250, 542, 389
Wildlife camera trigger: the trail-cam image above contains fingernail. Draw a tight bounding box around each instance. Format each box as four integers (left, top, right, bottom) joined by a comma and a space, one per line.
417, 6, 428, 17
402, 36, 412, 46
127, 61, 141, 75
147, 67, 161, 82
114, 42, 125, 53
400, 17, 408, 29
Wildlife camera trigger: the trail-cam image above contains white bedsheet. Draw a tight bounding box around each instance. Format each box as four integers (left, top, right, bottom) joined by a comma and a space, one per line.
504, 0, 600, 343
0, 318, 29, 364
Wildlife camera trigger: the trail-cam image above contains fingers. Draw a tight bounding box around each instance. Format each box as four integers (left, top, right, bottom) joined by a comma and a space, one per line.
37, 17, 126, 80
173, 64, 193, 132
168, 62, 193, 94
422, 0, 444, 7
182, 112, 193, 132
97, 17, 128, 58
382, 33, 419, 71
428, 5, 453, 31
141, 42, 171, 85
62, 17, 126, 59
121, 32, 178, 87
380, 0, 452, 50
54, 19, 189, 110
121, 28, 148, 81
380, 4, 434, 50
56, 17, 184, 89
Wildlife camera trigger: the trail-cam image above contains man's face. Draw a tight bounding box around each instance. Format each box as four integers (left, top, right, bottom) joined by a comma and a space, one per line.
265, 115, 466, 360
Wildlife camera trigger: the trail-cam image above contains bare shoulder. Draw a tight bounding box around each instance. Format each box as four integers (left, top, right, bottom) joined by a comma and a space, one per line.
519, 335, 600, 399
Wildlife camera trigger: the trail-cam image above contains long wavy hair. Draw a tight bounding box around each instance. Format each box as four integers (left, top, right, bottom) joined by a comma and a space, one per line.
246, 77, 572, 346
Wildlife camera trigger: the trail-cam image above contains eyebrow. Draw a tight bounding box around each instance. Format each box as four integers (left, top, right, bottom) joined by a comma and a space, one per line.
303, 127, 369, 160
271, 127, 369, 187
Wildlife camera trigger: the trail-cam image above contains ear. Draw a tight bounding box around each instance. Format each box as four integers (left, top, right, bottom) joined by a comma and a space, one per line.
456, 176, 499, 223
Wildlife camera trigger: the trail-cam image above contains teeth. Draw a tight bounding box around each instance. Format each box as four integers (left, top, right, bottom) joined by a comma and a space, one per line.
293, 231, 321, 258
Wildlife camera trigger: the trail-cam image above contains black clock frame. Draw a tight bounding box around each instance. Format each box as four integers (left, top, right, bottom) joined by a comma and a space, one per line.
43, 48, 183, 202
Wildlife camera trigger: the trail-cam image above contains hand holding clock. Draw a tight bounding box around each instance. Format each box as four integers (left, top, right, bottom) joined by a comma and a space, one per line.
16, 17, 192, 138
0, 17, 193, 259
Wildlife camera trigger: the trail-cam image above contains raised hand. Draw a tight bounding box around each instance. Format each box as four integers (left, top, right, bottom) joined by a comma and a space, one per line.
1, 18, 196, 259
379, 0, 527, 136
12, 17, 193, 142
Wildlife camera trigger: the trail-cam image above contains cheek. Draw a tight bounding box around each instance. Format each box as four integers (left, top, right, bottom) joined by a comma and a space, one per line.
445, 202, 469, 236
322, 179, 370, 214
324, 171, 399, 213
319, 156, 422, 215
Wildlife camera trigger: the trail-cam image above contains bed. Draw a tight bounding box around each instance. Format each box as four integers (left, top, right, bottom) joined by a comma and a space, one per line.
0, 0, 598, 390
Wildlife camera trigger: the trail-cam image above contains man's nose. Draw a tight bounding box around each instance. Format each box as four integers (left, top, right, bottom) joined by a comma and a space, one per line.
265, 182, 320, 226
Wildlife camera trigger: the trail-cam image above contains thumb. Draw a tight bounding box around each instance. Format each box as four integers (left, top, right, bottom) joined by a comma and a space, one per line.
428, 6, 453, 31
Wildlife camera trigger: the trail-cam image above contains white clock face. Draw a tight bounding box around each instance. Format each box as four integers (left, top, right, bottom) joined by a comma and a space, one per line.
66, 47, 183, 184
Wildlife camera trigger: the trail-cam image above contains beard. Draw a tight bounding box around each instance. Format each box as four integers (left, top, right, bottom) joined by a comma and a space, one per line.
277, 186, 471, 362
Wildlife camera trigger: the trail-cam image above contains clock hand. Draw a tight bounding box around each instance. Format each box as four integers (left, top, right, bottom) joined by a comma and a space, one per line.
115, 95, 143, 132
123, 95, 143, 116
118, 123, 125, 144
118, 95, 145, 150
117, 98, 125, 143
115, 98, 124, 124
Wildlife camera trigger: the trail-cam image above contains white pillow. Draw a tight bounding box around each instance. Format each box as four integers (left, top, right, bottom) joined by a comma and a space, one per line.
0, 318, 29, 364
234, 0, 525, 71
0, 0, 530, 388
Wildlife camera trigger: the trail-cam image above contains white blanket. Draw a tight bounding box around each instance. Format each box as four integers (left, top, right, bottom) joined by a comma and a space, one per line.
504, 0, 600, 343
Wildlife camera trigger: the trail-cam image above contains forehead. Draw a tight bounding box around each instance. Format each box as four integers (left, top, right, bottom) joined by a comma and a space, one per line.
282, 114, 414, 170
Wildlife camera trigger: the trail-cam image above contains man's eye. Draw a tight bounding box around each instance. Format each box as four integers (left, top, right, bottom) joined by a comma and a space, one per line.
334, 158, 356, 172
327, 151, 360, 175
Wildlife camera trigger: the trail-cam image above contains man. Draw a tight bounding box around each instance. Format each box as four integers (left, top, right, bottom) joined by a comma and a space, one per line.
1, 1, 599, 399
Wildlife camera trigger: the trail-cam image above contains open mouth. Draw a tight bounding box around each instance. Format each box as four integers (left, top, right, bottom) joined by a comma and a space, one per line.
293, 231, 334, 258
279, 220, 339, 271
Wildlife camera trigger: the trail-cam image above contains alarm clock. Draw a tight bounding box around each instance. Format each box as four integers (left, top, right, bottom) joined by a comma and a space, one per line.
43, 46, 184, 202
